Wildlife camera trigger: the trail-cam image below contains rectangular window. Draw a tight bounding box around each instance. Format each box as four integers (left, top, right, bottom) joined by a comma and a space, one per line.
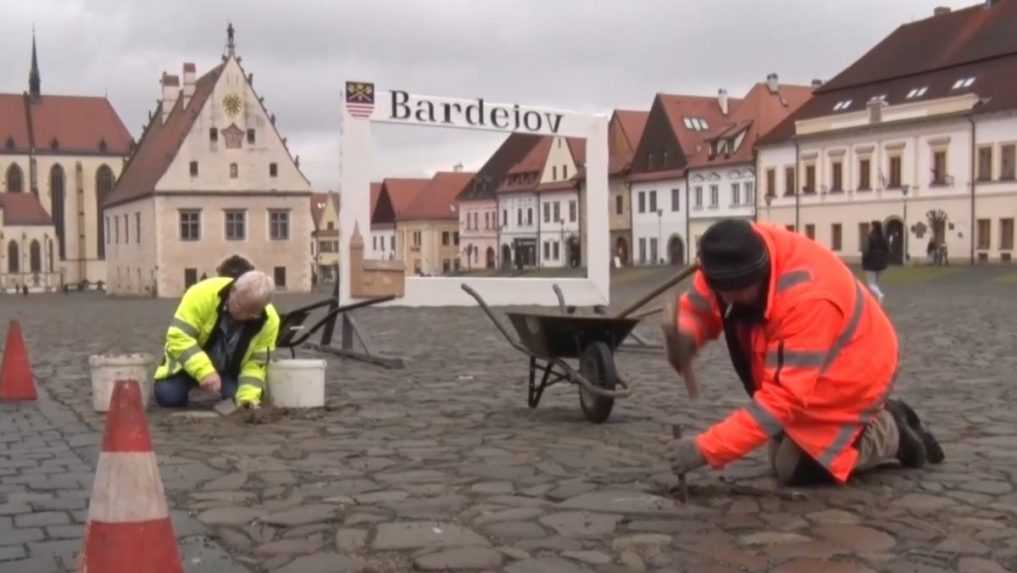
247, 129, 256, 144
977, 219, 991, 250
563, 165, 568, 179
135, 212, 141, 244
270, 210, 290, 240
453, 231, 459, 246
978, 146, 993, 182
502, 210, 507, 226
694, 186, 703, 208
543, 202, 550, 223
649, 190, 658, 213
932, 150, 947, 185
543, 241, 550, 260
553, 202, 561, 222
731, 182, 741, 206
269, 163, 278, 177
804, 164, 816, 194
230, 163, 239, 179
744, 182, 755, 205
649, 237, 658, 264
671, 188, 681, 211
274, 266, 286, 289
569, 200, 577, 222
105, 216, 110, 244
390, 235, 395, 250
832, 223, 842, 251
443, 259, 451, 273
527, 208, 533, 226
553, 241, 560, 260
638, 191, 646, 213
517, 209, 522, 226
805, 224, 816, 240
1001, 218, 1015, 250
442, 231, 450, 246
615, 194, 624, 215
709, 185, 719, 208
639, 238, 646, 264
184, 268, 198, 289
784, 166, 796, 196
209, 128, 218, 142
889, 155, 902, 188
831, 161, 843, 192
766, 168, 776, 197
115, 216, 120, 244
858, 158, 871, 191
859, 222, 871, 252
552, 166, 558, 180
179, 210, 200, 241
189, 161, 198, 177
225, 210, 246, 241
1002, 144, 1016, 181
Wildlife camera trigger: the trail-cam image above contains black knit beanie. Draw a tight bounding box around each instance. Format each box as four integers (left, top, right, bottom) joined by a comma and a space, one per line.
698, 219, 769, 291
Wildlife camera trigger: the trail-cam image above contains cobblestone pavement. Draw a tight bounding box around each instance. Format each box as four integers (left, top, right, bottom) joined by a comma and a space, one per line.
2, 266, 1017, 572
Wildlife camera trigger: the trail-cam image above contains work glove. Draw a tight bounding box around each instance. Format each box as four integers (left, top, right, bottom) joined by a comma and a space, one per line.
668, 437, 708, 475
236, 397, 260, 409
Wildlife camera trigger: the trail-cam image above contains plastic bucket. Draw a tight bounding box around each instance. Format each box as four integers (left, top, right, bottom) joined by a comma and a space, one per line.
89, 353, 156, 412
267, 358, 325, 408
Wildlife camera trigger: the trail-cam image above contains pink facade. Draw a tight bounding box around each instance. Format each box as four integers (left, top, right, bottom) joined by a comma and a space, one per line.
458, 198, 499, 270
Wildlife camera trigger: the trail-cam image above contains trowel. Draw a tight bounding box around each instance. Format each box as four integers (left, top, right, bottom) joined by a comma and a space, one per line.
213, 398, 239, 416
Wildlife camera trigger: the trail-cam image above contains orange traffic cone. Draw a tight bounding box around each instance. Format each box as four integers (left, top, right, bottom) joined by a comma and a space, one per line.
0, 320, 37, 401
78, 379, 182, 573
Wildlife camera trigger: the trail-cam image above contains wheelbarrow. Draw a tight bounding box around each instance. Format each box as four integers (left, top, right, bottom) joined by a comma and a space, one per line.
461, 284, 639, 423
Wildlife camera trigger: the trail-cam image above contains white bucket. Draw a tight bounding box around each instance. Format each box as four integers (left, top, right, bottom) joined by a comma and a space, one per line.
267, 358, 326, 408
89, 353, 156, 412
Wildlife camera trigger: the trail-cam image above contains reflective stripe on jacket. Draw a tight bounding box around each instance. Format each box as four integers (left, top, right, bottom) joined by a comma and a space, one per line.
154, 277, 279, 404
676, 223, 898, 483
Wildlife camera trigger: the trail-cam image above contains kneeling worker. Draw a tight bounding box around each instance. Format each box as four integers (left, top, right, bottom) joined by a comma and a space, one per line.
664, 219, 943, 486
154, 271, 279, 409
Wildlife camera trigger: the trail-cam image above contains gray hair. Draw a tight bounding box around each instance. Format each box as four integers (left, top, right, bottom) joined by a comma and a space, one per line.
232, 270, 274, 307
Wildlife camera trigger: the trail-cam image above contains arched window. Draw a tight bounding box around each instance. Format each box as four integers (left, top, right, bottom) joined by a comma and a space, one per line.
50, 165, 66, 260
48, 240, 54, 272
7, 241, 19, 273
6, 163, 23, 193
96, 164, 114, 259
29, 240, 41, 273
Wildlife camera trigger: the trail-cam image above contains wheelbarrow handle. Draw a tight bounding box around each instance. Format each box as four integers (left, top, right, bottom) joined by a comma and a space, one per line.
461, 283, 531, 355
615, 263, 700, 320
555, 358, 633, 399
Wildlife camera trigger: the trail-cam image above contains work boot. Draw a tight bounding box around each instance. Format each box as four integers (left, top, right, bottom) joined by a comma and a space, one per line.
885, 400, 927, 468
888, 399, 945, 464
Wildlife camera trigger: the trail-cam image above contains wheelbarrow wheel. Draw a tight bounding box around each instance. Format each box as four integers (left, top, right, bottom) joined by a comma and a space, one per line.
578, 341, 617, 424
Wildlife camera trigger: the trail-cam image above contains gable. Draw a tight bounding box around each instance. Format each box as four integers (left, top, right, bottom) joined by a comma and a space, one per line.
155, 58, 311, 193
630, 96, 685, 174
540, 137, 578, 184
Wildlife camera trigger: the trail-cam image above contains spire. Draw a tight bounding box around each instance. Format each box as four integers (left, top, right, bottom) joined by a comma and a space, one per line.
29, 27, 41, 98
226, 22, 236, 58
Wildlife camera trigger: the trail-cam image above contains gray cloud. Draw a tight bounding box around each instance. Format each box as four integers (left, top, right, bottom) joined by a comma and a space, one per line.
2, 0, 975, 191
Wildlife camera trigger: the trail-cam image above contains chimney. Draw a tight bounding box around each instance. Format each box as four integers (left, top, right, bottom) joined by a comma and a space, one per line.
182, 63, 196, 108
766, 73, 779, 94
811, 78, 824, 88
453, 162, 464, 172
717, 89, 729, 115
160, 72, 180, 123
868, 97, 888, 124
934, 6, 951, 16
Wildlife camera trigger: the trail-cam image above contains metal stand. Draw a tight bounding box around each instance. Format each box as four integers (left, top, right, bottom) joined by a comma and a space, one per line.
280, 271, 405, 369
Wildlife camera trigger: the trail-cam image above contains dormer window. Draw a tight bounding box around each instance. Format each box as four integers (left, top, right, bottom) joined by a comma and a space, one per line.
906, 86, 929, 99
833, 99, 853, 111
952, 77, 975, 90
683, 117, 709, 132
683, 118, 693, 129
50, 138, 59, 150
98, 138, 108, 152
4, 136, 14, 150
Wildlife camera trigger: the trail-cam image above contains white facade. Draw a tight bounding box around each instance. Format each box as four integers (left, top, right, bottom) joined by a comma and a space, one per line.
497, 191, 539, 268
537, 190, 580, 268
688, 165, 756, 260
756, 106, 1017, 264
371, 224, 396, 260
630, 178, 687, 266
458, 199, 498, 270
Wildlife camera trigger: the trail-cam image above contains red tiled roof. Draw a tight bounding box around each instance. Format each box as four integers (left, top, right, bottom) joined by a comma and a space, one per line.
536, 179, 581, 193
617, 109, 649, 147
0, 95, 31, 153
374, 178, 430, 224
609, 109, 649, 175
760, 1, 1017, 146
820, 0, 1017, 92
661, 94, 744, 160
403, 171, 474, 220
688, 83, 812, 168
310, 191, 340, 230
0, 93, 131, 156
507, 136, 553, 175
458, 133, 543, 202
566, 137, 586, 165
0, 193, 53, 226
104, 64, 225, 208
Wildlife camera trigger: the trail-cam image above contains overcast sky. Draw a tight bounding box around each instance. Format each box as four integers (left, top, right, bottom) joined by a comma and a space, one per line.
3, 0, 976, 192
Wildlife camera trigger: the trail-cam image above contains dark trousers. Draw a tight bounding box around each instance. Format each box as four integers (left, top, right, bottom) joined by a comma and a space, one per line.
154, 371, 238, 408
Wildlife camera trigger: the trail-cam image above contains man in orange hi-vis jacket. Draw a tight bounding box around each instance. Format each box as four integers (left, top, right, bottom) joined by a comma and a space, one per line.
664, 219, 943, 485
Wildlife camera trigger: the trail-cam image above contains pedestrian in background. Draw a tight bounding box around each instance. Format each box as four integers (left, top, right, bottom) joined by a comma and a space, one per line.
862, 220, 889, 304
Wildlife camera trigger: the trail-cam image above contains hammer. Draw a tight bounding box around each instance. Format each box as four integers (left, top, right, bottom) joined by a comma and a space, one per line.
672, 423, 689, 503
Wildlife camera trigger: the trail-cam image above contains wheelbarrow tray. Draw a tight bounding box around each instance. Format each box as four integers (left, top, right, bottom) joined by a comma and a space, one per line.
504, 312, 640, 359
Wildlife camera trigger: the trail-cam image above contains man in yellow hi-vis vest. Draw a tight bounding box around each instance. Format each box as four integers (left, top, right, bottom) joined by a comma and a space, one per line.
153, 271, 279, 409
